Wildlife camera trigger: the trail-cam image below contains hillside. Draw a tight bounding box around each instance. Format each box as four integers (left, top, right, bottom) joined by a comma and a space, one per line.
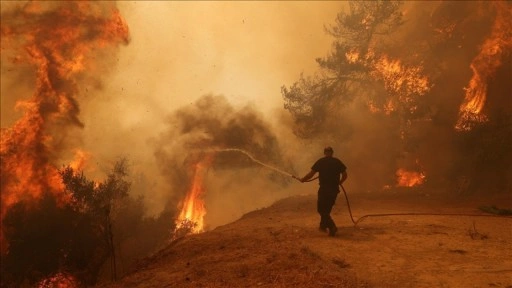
100, 190, 512, 288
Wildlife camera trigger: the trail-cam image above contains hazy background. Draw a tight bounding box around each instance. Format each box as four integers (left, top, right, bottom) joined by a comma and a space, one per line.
80, 2, 348, 222
1, 1, 347, 227
3, 1, 508, 232
2, 2, 510, 285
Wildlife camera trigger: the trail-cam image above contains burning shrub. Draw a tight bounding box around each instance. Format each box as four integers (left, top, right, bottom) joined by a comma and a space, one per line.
0, 160, 162, 287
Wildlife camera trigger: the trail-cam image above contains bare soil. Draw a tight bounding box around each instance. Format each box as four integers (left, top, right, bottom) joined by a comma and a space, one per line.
100, 190, 512, 288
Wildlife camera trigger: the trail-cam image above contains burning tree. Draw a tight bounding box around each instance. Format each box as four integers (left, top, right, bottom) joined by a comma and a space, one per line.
282, 1, 512, 193
282, 1, 406, 137
1, 160, 131, 286
0, 1, 130, 251
1, 159, 172, 286
0, 2, 170, 286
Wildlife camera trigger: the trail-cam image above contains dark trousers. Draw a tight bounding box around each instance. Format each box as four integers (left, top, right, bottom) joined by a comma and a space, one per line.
317, 188, 338, 230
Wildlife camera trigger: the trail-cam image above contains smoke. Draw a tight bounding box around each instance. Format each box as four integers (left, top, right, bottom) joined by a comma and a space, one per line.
0, 1, 129, 253
3, 2, 509, 277
2, 1, 510, 285
68, 1, 346, 216
1, 2, 352, 239
301, 1, 512, 194
152, 94, 298, 228
405, 1, 512, 192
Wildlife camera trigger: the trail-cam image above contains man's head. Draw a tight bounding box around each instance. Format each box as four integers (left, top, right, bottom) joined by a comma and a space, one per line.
324, 146, 334, 157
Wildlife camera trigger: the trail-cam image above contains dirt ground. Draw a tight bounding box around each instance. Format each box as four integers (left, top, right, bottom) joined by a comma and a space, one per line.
100, 189, 512, 288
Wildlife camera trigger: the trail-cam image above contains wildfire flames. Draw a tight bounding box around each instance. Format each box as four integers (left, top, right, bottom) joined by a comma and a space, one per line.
175, 157, 213, 234
347, 50, 432, 115
396, 168, 426, 187
0, 1, 510, 286
0, 2, 129, 252
372, 54, 431, 102
455, 2, 512, 131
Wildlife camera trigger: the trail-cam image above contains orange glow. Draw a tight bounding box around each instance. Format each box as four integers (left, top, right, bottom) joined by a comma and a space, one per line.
366, 54, 431, 115
367, 101, 380, 113
175, 157, 214, 234
345, 50, 360, 64
396, 168, 426, 187
367, 98, 396, 115
383, 99, 396, 115
0, 2, 129, 253
372, 55, 431, 100
455, 2, 512, 131
37, 272, 79, 288
69, 149, 92, 172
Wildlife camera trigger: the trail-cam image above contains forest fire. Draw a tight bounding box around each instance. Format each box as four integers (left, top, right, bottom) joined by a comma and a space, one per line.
396, 168, 426, 187
175, 157, 214, 234
371, 54, 431, 114
358, 51, 431, 116
0, 2, 129, 252
1, 1, 511, 287
455, 1, 512, 131
69, 149, 92, 172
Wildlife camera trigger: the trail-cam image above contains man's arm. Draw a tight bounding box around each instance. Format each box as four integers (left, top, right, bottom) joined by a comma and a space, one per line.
339, 170, 348, 186
300, 170, 317, 183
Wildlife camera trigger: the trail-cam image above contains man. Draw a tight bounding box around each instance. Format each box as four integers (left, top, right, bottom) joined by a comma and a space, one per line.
295, 146, 347, 237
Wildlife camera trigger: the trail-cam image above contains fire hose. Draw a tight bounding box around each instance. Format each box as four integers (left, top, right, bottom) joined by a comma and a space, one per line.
213, 149, 512, 225
292, 176, 512, 226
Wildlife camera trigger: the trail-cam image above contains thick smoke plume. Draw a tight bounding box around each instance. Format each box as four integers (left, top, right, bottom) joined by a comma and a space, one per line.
153, 94, 296, 229
2, 1, 510, 285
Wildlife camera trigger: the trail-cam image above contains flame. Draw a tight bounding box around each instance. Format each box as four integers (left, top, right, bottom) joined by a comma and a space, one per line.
175, 157, 213, 234
0, 2, 129, 253
362, 53, 431, 115
69, 149, 94, 172
37, 272, 79, 288
455, 2, 512, 131
372, 55, 431, 105
345, 49, 360, 64
396, 168, 426, 187
366, 98, 396, 115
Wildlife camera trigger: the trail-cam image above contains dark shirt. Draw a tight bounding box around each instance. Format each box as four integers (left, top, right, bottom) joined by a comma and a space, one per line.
311, 156, 347, 189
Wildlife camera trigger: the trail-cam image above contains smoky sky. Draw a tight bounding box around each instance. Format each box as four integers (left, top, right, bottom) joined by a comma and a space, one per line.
2, 1, 510, 228
152, 94, 297, 220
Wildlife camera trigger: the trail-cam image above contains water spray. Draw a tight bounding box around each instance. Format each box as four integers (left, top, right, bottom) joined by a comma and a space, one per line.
210, 148, 295, 178
204, 148, 512, 226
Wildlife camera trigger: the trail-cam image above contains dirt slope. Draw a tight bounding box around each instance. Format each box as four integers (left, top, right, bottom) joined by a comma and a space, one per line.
100, 190, 512, 288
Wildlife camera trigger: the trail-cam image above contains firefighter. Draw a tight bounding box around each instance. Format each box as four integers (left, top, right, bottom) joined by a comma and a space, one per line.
296, 146, 347, 237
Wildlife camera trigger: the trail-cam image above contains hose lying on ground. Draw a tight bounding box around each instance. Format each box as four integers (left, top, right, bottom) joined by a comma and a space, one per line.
207, 148, 512, 225
340, 184, 512, 226
295, 176, 512, 226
